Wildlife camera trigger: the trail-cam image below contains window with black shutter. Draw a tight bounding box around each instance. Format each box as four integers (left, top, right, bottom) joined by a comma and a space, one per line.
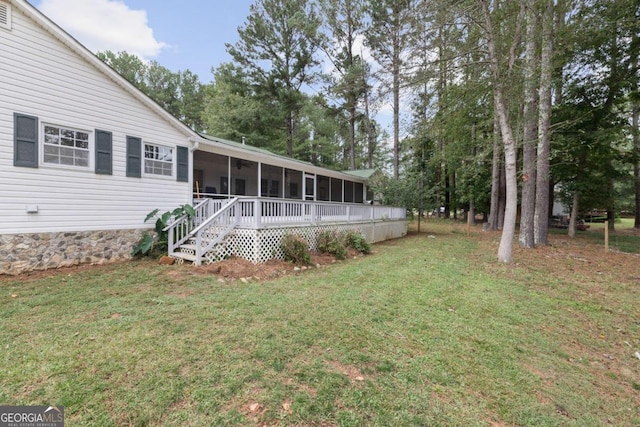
176, 146, 188, 182
126, 136, 142, 177
14, 113, 38, 168
95, 130, 112, 174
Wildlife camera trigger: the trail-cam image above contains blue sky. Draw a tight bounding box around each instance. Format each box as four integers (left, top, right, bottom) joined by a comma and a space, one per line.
33, 0, 397, 133
34, 0, 256, 83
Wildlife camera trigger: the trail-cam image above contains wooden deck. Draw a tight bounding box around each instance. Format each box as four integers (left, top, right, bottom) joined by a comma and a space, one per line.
168, 197, 407, 265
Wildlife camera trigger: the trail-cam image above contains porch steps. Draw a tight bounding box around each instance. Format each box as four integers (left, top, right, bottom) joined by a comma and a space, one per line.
170, 237, 230, 265
170, 240, 207, 264
169, 250, 203, 264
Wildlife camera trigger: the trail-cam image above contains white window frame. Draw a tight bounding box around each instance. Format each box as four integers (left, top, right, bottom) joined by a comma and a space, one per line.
41, 123, 92, 170
143, 142, 174, 178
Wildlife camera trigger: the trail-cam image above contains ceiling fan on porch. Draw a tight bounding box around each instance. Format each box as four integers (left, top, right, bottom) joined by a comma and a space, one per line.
235, 159, 253, 170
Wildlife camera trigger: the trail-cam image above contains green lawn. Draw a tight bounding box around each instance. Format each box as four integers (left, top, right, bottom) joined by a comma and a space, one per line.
1, 223, 639, 426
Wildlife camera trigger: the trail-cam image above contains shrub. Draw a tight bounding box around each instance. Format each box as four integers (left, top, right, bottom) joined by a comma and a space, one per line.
132, 204, 195, 257
281, 234, 311, 265
317, 230, 347, 260
316, 231, 334, 253
345, 231, 371, 254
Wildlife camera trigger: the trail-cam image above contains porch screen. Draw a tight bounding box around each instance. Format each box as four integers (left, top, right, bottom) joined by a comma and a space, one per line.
330, 178, 342, 202
344, 181, 354, 203
317, 175, 330, 201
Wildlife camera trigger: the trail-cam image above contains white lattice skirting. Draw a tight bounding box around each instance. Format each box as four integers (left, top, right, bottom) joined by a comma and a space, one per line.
208, 220, 407, 264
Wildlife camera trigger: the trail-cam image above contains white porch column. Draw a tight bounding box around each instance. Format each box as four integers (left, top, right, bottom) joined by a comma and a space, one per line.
255, 199, 261, 227
258, 162, 262, 197
227, 157, 231, 197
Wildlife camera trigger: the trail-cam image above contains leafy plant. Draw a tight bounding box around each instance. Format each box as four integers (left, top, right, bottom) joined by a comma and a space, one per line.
317, 230, 347, 260
280, 234, 311, 265
132, 204, 196, 257
345, 231, 371, 254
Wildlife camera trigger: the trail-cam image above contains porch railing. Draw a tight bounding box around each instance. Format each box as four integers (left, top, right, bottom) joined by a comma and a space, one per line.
166, 197, 234, 255
191, 198, 241, 265
192, 196, 406, 229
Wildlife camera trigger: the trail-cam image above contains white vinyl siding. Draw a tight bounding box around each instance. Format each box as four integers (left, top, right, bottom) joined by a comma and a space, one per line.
0, 5, 192, 234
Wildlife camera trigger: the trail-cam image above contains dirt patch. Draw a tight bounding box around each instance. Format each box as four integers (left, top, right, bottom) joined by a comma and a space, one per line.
181, 250, 363, 282
325, 359, 367, 383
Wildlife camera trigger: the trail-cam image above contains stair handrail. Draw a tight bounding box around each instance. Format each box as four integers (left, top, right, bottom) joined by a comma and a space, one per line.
189, 197, 238, 236
165, 198, 211, 255
192, 197, 240, 265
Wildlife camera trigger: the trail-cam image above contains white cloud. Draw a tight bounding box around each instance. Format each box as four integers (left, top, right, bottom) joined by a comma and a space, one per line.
322, 33, 375, 76
38, 0, 166, 59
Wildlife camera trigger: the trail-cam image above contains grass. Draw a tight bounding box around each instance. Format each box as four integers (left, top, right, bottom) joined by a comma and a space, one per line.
1, 222, 639, 426
572, 217, 640, 253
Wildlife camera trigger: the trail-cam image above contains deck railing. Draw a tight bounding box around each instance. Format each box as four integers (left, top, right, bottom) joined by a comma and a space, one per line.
192, 196, 406, 228
191, 198, 241, 265
166, 197, 234, 255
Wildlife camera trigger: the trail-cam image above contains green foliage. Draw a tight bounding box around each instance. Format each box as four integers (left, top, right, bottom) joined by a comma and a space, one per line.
203, 63, 282, 149
97, 51, 205, 131
317, 230, 348, 260
344, 231, 371, 254
225, 0, 322, 157
132, 204, 196, 257
280, 234, 311, 265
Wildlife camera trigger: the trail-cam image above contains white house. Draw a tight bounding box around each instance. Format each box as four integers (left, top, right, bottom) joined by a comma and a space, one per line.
0, 0, 406, 275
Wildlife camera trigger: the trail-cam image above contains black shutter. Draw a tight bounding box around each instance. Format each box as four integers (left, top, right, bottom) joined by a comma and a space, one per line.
176, 146, 188, 182
14, 113, 38, 168
95, 130, 112, 175
126, 136, 142, 177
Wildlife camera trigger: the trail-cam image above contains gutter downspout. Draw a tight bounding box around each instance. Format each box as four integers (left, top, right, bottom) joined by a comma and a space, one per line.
188, 136, 199, 152
188, 137, 199, 202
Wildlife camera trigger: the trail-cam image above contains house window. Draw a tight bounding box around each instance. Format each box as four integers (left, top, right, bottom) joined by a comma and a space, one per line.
43, 124, 90, 168
144, 143, 173, 176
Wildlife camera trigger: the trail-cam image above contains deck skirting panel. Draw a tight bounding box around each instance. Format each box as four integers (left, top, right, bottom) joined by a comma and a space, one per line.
224, 219, 407, 264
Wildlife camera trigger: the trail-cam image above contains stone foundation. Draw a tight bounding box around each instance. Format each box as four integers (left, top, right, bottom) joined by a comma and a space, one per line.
0, 229, 148, 275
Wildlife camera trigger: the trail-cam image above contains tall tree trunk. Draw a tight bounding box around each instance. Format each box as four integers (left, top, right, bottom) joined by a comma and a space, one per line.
632, 34, 640, 228
435, 24, 447, 218
634, 97, 640, 228
445, 172, 451, 218
392, 30, 401, 179
469, 198, 476, 225
363, 71, 375, 169
498, 162, 506, 229
489, 114, 502, 230
519, 0, 539, 248
286, 111, 294, 157
481, 0, 519, 262
450, 172, 456, 220
534, 0, 554, 246
349, 104, 356, 170
568, 191, 579, 238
